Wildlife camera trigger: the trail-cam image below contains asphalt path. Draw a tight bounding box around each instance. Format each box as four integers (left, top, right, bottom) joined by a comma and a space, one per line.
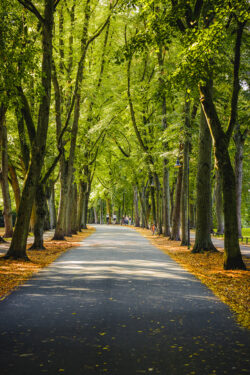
0, 225, 249, 375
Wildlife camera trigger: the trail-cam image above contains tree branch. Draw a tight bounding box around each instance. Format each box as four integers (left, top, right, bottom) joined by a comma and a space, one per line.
17, 0, 45, 24
17, 86, 36, 143
226, 21, 246, 140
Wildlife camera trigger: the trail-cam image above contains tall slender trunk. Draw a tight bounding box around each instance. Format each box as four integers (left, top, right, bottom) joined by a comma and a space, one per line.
158, 47, 171, 237
170, 166, 183, 241
133, 186, 140, 227
181, 100, 190, 246
47, 183, 56, 229
77, 181, 84, 231
163, 160, 171, 236
0, 104, 13, 237
53, 161, 68, 239
71, 183, 78, 234
180, 140, 189, 245
192, 109, 217, 252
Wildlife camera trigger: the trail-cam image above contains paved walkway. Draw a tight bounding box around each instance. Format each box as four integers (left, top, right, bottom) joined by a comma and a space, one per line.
0, 225, 249, 374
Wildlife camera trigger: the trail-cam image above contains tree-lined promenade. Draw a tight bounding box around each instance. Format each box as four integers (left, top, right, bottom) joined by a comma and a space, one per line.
0, 1, 249, 272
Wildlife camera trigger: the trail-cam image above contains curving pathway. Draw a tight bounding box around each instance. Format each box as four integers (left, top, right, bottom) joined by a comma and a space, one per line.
0, 225, 249, 374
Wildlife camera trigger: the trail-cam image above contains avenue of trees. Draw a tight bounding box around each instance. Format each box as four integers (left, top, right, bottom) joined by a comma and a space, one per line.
0, 0, 249, 270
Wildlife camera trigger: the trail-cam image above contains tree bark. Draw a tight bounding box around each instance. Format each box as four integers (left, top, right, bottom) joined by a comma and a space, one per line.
133, 186, 140, 227
214, 169, 224, 234
163, 160, 171, 236
233, 124, 247, 237
181, 100, 190, 246
0, 104, 13, 237
29, 183, 47, 250
9, 163, 21, 215
199, 82, 245, 269
77, 181, 84, 231
170, 166, 183, 241
192, 108, 217, 253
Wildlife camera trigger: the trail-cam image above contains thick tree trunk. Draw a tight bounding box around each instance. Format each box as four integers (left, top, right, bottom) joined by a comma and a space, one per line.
192, 109, 217, 253
0, 105, 13, 237
5, 1, 54, 260
199, 81, 245, 269
233, 124, 247, 237
29, 184, 47, 250
170, 166, 183, 241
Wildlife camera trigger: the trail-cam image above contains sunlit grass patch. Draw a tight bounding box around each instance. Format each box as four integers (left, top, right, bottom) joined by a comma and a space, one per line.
135, 227, 250, 330
0, 227, 95, 301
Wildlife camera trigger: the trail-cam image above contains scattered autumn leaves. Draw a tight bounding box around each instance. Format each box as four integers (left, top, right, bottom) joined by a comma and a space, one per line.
135, 227, 250, 330
0, 227, 95, 301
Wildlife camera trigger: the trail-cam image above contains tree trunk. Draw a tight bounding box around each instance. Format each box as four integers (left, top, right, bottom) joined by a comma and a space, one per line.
170, 166, 183, 241
233, 124, 247, 237
5, 0, 54, 260
192, 109, 217, 253
9, 164, 21, 215
181, 140, 189, 246
181, 99, 190, 246
170, 176, 176, 226
47, 184, 56, 229
133, 186, 140, 227
29, 183, 47, 250
53, 160, 68, 240
65, 181, 73, 236
150, 179, 156, 225
154, 174, 162, 234
106, 198, 111, 225
163, 160, 171, 236
71, 183, 78, 234
214, 169, 224, 234
0, 104, 13, 237
199, 81, 245, 269
100, 199, 103, 224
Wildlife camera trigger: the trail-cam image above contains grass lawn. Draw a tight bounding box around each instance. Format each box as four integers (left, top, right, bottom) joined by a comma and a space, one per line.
135, 227, 250, 330
0, 227, 95, 301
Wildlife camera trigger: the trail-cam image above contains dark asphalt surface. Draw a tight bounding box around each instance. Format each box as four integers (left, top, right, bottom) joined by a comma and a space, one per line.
0, 225, 249, 375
